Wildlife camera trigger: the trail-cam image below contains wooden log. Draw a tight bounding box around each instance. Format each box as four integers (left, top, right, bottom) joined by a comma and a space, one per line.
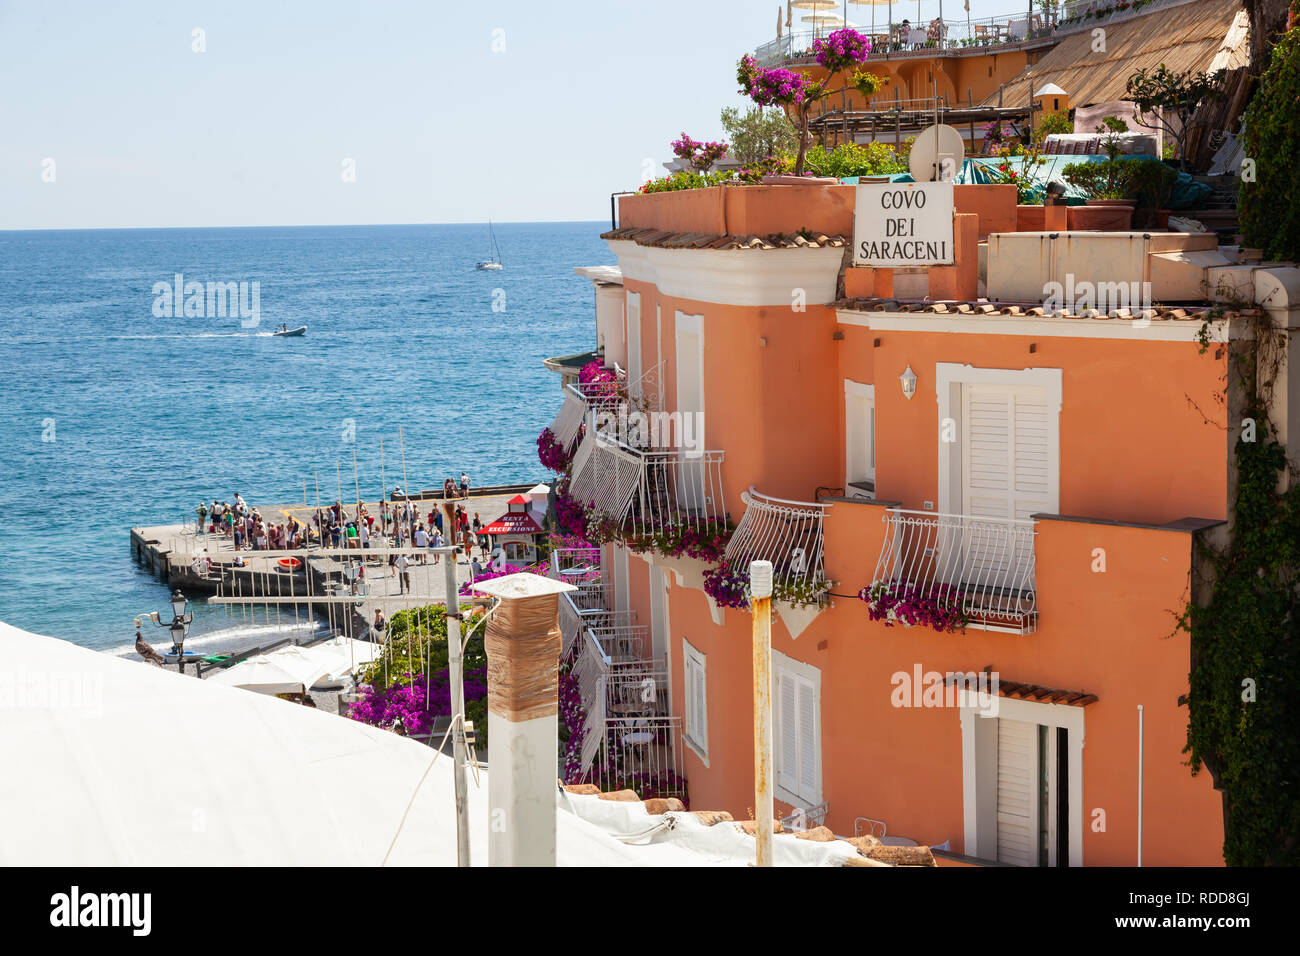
690, 810, 735, 826
792, 825, 837, 842
596, 789, 641, 802
861, 844, 937, 866
737, 818, 785, 835
642, 797, 686, 815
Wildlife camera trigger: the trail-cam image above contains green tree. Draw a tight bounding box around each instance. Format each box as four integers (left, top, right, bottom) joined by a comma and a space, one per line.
1125, 64, 1225, 169
719, 105, 798, 164
1239, 15, 1300, 261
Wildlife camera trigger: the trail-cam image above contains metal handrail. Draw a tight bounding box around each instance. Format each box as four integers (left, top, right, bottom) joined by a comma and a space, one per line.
569, 432, 727, 541
752, 0, 1185, 66
724, 487, 830, 587
870, 508, 1038, 635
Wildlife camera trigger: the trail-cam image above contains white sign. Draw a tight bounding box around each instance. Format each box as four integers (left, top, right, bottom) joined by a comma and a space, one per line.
854, 182, 955, 267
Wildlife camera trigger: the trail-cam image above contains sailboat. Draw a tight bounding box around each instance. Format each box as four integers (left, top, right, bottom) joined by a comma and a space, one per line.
476, 220, 504, 271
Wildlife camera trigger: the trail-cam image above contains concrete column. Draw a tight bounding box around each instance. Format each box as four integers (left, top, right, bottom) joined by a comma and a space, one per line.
928, 213, 979, 301
844, 266, 894, 299
594, 283, 626, 368
470, 573, 576, 867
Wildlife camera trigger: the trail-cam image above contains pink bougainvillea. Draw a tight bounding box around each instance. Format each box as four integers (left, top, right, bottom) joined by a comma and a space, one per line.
537, 427, 571, 472
859, 581, 970, 633
703, 560, 750, 609
347, 668, 488, 736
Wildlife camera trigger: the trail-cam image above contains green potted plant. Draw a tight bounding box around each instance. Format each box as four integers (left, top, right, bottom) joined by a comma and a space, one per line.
1061, 118, 1136, 229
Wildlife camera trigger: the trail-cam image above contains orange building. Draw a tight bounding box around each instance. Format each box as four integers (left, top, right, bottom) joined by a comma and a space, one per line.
544, 180, 1300, 866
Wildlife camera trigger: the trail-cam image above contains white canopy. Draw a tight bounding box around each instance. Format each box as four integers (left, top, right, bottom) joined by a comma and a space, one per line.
0, 621, 866, 866
205, 645, 330, 695
0, 621, 708, 865
302, 636, 381, 679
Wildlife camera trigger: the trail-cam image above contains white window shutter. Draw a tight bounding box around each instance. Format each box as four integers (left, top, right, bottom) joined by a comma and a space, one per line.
777, 672, 797, 794
797, 675, 818, 794
684, 643, 707, 756
963, 384, 1054, 522
996, 718, 1038, 867
693, 661, 706, 747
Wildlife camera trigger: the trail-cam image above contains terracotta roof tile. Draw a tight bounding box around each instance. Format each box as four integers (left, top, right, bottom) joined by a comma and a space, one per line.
942, 674, 1099, 707
566, 783, 942, 866
834, 297, 1233, 323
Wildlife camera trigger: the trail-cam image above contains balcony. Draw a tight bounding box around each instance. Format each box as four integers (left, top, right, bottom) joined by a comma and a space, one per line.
548, 377, 628, 453
724, 487, 830, 601
551, 545, 685, 799
869, 509, 1038, 635
571, 613, 684, 799
569, 432, 727, 543
752, 0, 1187, 67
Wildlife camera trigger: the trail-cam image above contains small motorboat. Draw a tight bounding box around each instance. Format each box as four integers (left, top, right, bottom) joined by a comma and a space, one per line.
273, 325, 307, 337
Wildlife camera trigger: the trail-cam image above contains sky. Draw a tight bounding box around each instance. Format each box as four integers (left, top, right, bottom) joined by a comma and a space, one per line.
0, 0, 1021, 229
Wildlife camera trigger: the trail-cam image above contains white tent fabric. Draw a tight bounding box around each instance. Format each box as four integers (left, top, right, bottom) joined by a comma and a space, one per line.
0, 622, 754, 866
558, 790, 861, 866
204, 646, 329, 695
298, 636, 381, 681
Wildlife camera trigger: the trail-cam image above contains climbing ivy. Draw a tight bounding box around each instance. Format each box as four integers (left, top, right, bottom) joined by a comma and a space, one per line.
1239, 15, 1300, 261
1178, 313, 1300, 866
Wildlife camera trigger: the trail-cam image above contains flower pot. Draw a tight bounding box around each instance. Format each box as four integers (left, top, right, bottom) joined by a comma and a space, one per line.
1069, 201, 1134, 231
1016, 204, 1047, 231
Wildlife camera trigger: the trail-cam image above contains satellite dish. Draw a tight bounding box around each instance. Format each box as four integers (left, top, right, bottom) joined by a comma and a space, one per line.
909, 124, 966, 183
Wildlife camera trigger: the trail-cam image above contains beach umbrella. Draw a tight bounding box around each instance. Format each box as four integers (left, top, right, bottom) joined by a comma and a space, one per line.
207, 645, 331, 695
801, 12, 858, 27
308, 636, 382, 679
791, 0, 837, 8
205, 655, 314, 695
850, 0, 893, 49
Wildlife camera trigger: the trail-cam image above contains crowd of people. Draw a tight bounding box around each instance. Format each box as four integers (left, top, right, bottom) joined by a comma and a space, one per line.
197, 493, 311, 552
195, 490, 494, 567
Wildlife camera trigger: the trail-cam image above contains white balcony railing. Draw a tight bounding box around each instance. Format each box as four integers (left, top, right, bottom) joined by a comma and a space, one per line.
569, 433, 727, 542
724, 487, 829, 589
586, 716, 687, 800
752, 0, 1186, 67
550, 387, 588, 451
870, 509, 1037, 635
572, 623, 667, 775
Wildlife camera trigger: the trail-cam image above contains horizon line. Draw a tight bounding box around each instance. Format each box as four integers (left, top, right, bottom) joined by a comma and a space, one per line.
0, 218, 611, 234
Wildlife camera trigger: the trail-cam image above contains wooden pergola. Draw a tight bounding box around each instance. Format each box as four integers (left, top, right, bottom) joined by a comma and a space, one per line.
808, 93, 1039, 151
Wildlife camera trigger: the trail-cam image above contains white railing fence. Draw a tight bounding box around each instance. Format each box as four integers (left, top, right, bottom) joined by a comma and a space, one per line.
550, 387, 588, 451
570, 435, 727, 541
585, 716, 687, 801
724, 487, 829, 587
574, 628, 611, 773
753, 0, 1184, 65
871, 509, 1037, 634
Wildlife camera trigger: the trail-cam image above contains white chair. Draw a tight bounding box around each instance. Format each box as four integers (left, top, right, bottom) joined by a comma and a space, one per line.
908, 28, 927, 48
1007, 18, 1028, 40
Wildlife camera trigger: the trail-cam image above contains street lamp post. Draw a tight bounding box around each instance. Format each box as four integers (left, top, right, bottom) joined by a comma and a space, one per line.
137, 590, 193, 673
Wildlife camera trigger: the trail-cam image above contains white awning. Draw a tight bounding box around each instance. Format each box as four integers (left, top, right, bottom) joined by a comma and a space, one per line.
0, 621, 707, 866
205, 645, 330, 694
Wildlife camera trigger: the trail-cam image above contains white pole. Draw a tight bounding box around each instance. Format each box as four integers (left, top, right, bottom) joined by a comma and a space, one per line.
1137, 704, 1144, 867
474, 574, 574, 867
751, 560, 774, 867
439, 547, 471, 866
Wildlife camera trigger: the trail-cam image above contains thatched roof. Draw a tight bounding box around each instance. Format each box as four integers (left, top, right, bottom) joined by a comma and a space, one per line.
980, 0, 1249, 108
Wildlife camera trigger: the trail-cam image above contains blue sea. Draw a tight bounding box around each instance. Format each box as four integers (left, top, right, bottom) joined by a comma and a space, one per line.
0, 223, 613, 653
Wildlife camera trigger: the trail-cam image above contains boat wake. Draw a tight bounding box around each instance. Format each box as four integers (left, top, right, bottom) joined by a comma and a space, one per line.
107, 619, 327, 661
